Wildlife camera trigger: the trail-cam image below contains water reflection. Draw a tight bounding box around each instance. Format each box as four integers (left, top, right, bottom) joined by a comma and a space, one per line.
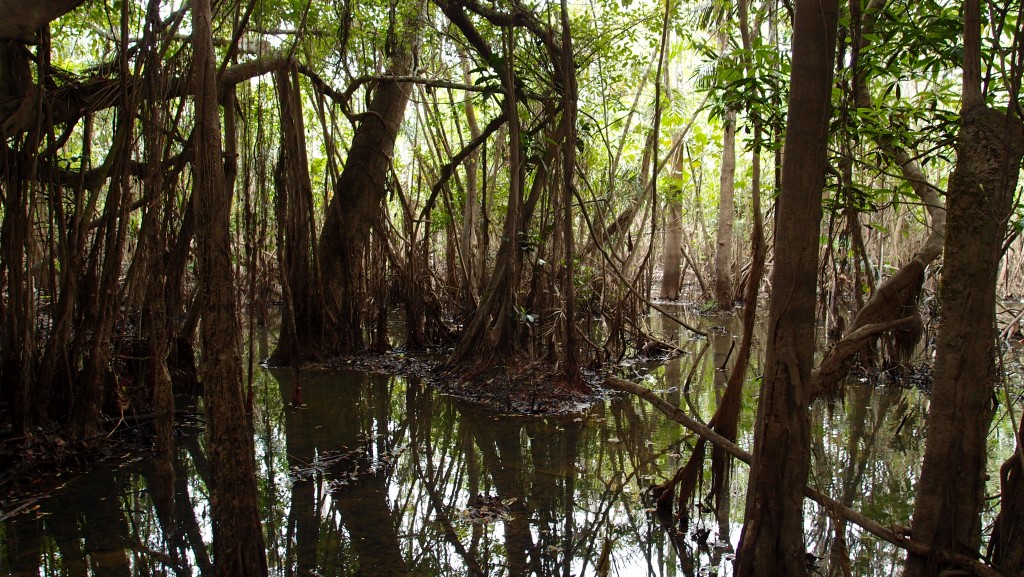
3, 335, 1021, 577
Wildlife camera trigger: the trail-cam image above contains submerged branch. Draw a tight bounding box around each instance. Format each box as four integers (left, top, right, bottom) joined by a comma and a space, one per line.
811, 315, 918, 398
604, 375, 1009, 577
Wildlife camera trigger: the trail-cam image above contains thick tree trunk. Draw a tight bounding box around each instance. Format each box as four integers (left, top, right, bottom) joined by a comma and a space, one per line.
734, 0, 838, 572
190, 0, 268, 574
314, 0, 423, 356
0, 0, 83, 41
903, 106, 1024, 577
268, 65, 321, 366
1, 41, 38, 438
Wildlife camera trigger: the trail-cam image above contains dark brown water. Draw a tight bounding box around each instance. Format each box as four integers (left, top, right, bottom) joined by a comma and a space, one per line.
2, 310, 1021, 576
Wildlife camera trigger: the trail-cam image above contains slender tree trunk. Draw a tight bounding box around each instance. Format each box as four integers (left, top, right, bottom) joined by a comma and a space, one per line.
190, 0, 268, 574
0, 142, 35, 440
712, 138, 765, 506
460, 73, 482, 300
712, 0, 768, 513
165, 198, 199, 389
73, 10, 134, 439
734, 0, 838, 572
715, 107, 736, 310
138, 0, 174, 511
559, 0, 580, 379
660, 133, 685, 300
660, 200, 683, 299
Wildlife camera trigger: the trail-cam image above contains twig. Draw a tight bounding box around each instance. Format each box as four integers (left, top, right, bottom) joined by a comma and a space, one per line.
0, 497, 43, 522
571, 185, 708, 339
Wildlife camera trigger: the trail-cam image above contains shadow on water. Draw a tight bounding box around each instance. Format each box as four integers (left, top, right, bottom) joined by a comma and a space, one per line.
3, 309, 1022, 576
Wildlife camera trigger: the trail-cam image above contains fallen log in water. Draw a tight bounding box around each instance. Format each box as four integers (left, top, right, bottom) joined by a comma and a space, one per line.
603, 375, 1007, 577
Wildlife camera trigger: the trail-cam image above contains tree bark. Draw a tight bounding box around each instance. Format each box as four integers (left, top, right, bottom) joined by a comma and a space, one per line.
190, 0, 268, 574
734, 0, 838, 572
903, 105, 1024, 577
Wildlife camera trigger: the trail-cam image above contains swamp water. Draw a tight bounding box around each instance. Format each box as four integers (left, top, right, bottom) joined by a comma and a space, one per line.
2, 311, 1022, 577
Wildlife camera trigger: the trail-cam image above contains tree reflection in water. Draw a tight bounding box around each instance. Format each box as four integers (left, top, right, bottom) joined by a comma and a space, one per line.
3, 344, 1018, 577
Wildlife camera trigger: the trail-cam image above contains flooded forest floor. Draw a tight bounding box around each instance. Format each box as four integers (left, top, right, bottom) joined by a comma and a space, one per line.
2, 303, 1024, 577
